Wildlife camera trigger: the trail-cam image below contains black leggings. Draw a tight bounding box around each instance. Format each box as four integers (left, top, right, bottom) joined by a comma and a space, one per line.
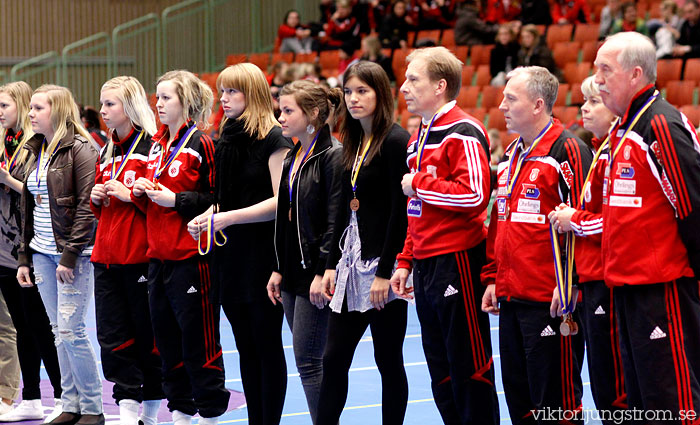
316, 299, 408, 425
0, 267, 61, 400
223, 297, 287, 425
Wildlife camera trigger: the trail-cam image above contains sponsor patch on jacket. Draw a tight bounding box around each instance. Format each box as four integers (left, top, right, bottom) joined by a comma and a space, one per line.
407, 198, 422, 217
613, 179, 636, 195
521, 183, 540, 199
616, 163, 635, 179
124, 170, 136, 188
168, 160, 182, 178
560, 161, 574, 188
517, 199, 540, 214
497, 197, 507, 220
609, 195, 642, 208
529, 168, 539, 181
510, 212, 546, 224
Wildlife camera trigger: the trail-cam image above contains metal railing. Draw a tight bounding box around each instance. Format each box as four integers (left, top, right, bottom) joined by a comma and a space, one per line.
4, 0, 305, 106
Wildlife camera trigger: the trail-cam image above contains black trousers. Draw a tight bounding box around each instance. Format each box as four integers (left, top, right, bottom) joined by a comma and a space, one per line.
94, 263, 163, 403
223, 296, 287, 425
0, 266, 61, 400
413, 244, 499, 425
499, 301, 584, 425
614, 278, 700, 425
148, 257, 229, 418
579, 280, 629, 425
316, 298, 409, 425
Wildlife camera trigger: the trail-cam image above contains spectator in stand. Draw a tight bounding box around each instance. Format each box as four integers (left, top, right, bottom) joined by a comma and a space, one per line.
415, 0, 458, 29
610, 2, 648, 35
454, 0, 499, 45
360, 36, 395, 82
80, 107, 108, 149
490, 24, 520, 86
338, 45, 359, 78
599, 0, 623, 38
517, 24, 563, 81
672, 0, 700, 58
378, 0, 414, 49
648, 0, 683, 58
404, 115, 421, 136
368, 0, 392, 33
520, 0, 553, 24
321, 0, 361, 51
551, 0, 591, 24
278, 10, 315, 54
484, 0, 522, 24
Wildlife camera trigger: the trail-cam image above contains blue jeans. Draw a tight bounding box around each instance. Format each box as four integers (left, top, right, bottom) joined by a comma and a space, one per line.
34, 253, 103, 415
281, 291, 330, 424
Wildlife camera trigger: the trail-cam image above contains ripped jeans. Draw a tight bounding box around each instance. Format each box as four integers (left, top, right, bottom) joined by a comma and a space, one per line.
33, 253, 103, 415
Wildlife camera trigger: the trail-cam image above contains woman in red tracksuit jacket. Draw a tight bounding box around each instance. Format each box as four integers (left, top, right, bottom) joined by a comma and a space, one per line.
89, 76, 163, 425
131, 70, 229, 425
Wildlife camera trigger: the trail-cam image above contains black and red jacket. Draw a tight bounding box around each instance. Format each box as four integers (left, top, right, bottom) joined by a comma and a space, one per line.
569, 137, 607, 283
132, 121, 216, 261
601, 85, 700, 285
325, 15, 360, 48
396, 102, 491, 270
550, 0, 590, 23
91, 128, 152, 265
481, 120, 592, 303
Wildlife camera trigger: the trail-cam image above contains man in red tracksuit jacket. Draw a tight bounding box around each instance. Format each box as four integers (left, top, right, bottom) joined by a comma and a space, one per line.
593, 32, 700, 422
390, 46, 499, 425
481, 66, 592, 424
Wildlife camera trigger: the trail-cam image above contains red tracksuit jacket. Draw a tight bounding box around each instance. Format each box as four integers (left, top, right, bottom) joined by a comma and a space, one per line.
602, 85, 700, 286
132, 121, 216, 261
91, 128, 152, 265
396, 102, 491, 269
481, 120, 592, 303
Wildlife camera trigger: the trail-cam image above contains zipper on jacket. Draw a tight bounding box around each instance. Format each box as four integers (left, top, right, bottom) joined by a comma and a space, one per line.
294, 146, 331, 270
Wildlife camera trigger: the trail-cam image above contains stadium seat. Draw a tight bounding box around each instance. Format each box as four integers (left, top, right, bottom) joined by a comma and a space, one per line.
546, 24, 573, 49
563, 62, 592, 84
457, 86, 480, 109
480, 85, 505, 109
665, 80, 696, 107
469, 44, 495, 67
656, 59, 683, 89
573, 23, 600, 42
553, 42, 582, 69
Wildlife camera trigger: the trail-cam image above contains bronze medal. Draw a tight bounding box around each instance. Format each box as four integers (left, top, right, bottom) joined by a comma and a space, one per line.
288, 207, 292, 221
3, 186, 9, 193
350, 198, 360, 211
36, 194, 42, 205
559, 313, 577, 336
559, 319, 571, 336
506, 205, 510, 218
104, 197, 111, 207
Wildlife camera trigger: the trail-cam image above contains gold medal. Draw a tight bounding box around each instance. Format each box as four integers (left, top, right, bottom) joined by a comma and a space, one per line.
350, 198, 359, 211
36, 194, 42, 205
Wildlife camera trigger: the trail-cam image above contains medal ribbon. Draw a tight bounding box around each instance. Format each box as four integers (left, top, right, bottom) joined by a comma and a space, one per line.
36, 139, 61, 188
111, 130, 144, 181
154, 124, 198, 181
550, 223, 576, 314
505, 120, 553, 198
579, 135, 610, 209
415, 103, 451, 172
198, 213, 228, 255
288, 132, 320, 203
350, 136, 372, 195
609, 91, 658, 172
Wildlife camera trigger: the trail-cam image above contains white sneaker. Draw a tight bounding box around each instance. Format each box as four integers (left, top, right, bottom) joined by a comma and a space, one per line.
0, 399, 44, 422
44, 399, 63, 424
0, 402, 13, 417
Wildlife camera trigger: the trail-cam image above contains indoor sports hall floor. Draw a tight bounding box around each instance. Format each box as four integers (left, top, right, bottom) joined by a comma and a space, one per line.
36, 300, 601, 425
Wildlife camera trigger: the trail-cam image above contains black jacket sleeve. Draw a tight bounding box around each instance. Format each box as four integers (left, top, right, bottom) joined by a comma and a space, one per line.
316, 145, 343, 276
174, 132, 216, 219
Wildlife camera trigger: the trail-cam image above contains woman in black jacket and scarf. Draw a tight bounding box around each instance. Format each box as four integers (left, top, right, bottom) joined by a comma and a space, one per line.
187, 63, 293, 425
267, 80, 343, 424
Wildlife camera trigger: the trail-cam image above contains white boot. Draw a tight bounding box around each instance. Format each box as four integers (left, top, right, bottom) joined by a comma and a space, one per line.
139, 400, 161, 425
0, 399, 44, 421
119, 399, 140, 425
172, 410, 192, 425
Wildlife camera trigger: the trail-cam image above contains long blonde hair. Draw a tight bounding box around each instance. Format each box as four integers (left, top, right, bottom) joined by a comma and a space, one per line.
216, 63, 279, 139
32, 85, 93, 155
156, 70, 213, 128
0, 82, 34, 169
100, 76, 157, 163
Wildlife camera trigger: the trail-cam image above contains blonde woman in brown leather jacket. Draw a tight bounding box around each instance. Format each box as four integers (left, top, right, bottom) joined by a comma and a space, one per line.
16, 85, 103, 425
